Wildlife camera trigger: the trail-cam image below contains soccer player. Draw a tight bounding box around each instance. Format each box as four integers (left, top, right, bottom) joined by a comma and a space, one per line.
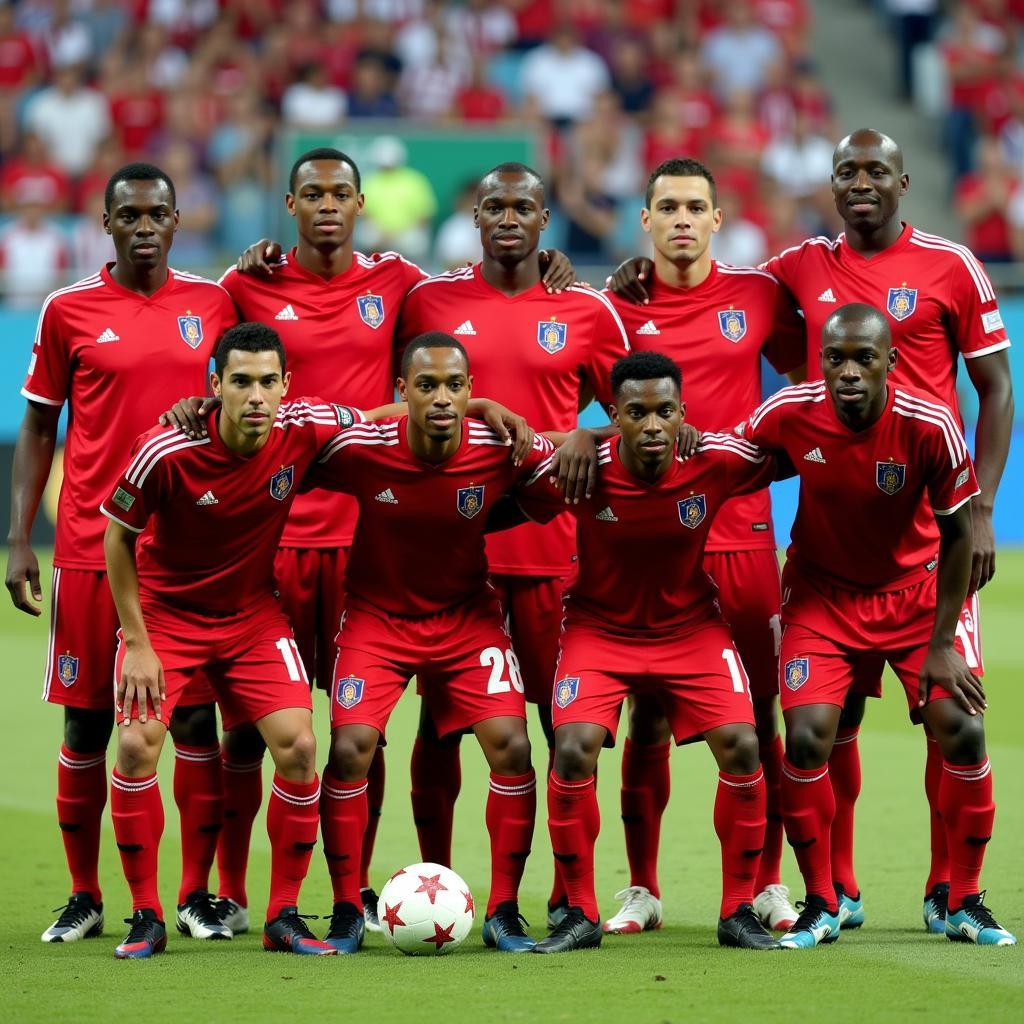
395, 163, 629, 923
101, 323, 362, 958
303, 332, 554, 954
505, 350, 783, 953
5, 163, 238, 944
611, 129, 1014, 932
742, 303, 1014, 948
598, 158, 806, 935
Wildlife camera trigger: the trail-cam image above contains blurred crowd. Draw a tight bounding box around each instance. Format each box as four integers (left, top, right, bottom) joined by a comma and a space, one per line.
5, 1, 1024, 308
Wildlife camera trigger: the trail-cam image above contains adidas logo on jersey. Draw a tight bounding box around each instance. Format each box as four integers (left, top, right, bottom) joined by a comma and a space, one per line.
595, 506, 618, 522
803, 447, 826, 463
375, 488, 399, 504
636, 320, 660, 336
817, 288, 836, 303
196, 490, 219, 505
96, 327, 120, 343
275, 304, 299, 321
453, 320, 477, 335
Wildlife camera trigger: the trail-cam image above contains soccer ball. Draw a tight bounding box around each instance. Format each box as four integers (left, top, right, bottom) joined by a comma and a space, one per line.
377, 862, 475, 956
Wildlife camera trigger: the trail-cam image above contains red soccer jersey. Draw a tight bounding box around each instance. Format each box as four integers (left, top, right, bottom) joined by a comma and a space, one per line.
743, 381, 979, 592
306, 417, 555, 616
518, 433, 776, 633
100, 400, 357, 614
606, 260, 805, 552
761, 223, 1011, 420
396, 265, 630, 576
219, 248, 427, 549
22, 266, 238, 570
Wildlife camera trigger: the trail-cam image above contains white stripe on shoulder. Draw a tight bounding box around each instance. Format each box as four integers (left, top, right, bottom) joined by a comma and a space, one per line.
405, 266, 475, 295
716, 262, 777, 282
893, 391, 968, 466
32, 274, 106, 347
125, 430, 209, 487
909, 230, 994, 302
698, 432, 767, 463
748, 382, 828, 428
567, 285, 630, 350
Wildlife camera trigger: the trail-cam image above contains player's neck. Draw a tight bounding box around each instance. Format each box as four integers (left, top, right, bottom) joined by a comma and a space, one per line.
479, 252, 542, 296
295, 240, 354, 279
109, 259, 169, 297
835, 384, 888, 432
844, 217, 904, 257
406, 418, 462, 464
654, 250, 712, 289
619, 441, 672, 483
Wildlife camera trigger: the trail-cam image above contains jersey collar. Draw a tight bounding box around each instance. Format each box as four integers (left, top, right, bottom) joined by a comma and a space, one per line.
837, 221, 914, 266
100, 262, 178, 302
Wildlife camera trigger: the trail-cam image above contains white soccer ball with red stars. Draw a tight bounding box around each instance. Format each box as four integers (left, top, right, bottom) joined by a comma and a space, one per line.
377, 862, 475, 956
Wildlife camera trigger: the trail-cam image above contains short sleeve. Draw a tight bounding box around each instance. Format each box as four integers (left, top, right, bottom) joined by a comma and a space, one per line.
21, 296, 69, 407
740, 393, 784, 451
513, 444, 566, 525
302, 412, 378, 493
759, 243, 802, 301
945, 250, 1011, 361
700, 432, 776, 496
100, 432, 162, 533
763, 284, 807, 375
584, 290, 631, 407
925, 414, 980, 516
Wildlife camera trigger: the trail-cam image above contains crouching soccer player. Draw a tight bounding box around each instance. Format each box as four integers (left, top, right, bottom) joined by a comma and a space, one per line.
743, 304, 1015, 949
101, 323, 360, 958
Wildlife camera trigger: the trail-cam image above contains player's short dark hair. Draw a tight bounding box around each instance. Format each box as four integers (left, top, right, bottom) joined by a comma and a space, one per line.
289, 147, 361, 193
478, 161, 545, 203
611, 351, 682, 397
645, 158, 717, 208
823, 303, 892, 346
400, 331, 470, 378
214, 322, 287, 377
104, 162, 176, 213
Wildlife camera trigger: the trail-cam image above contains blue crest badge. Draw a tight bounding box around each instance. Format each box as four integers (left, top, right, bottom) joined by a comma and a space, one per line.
177, 315, 203, 349
357, 294, 385, 329
269, 465, 295, 501
336, 675, 365, 709
537, 320, 567, 354
677, 494, 707, 530
876, 460, 906, 495
457, 485, 485, 520
717, 308, 747, 343
57, 653, 79, 687
887, 286, 917, 322
554, 676, 580, 709
784, 657, 809, 692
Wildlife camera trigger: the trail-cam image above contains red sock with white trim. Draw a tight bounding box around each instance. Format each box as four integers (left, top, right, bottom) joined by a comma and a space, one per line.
320, 770, 367, 908
547, 772, 600, 921
620, 738, 671, 899
782, 758, 837, 910
940, 759, 995, 910
410, 736, 461, 866
546, 745, 568, 909
57, 745, 106, 903
173, 744, 222, 903
924, 734, 951, 892
266, 773, 320, 920
360, 747, 385, 889
715, 769, 767, 917
755, 734, 784, 891
485, 770, 536, 916
111, 769, 164, 917
217, 754, 263, 906
827, 727, 861, 896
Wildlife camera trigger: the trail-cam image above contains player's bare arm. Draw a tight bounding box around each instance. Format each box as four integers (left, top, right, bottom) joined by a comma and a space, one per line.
606, 256, 655, 305
103, 519, 165, 726
919, 502, 986, 715
963, 349, 1014, 592
5, 400, 61, 616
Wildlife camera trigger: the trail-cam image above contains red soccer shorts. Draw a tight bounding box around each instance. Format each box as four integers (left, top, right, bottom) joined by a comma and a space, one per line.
115, 595, 312, 729
551, 616, 755, 745
328, 593, 527, 738
704, 549, 782, 701
43, 567, 213, 710
490, 572, 571, 704
274, 546, 349, 691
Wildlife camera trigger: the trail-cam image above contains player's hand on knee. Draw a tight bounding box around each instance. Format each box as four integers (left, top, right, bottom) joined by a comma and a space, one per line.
970, 510, 997, 592
4, 543, 43, 616
539, 248, 576, 294
550, 429, 598, 504
919, 645, 986, 716
606, 257, 653, 305
159, 396, 219, 438
118, 645, 166, 725
237, 239, 282, 276
676, 422, 700, 460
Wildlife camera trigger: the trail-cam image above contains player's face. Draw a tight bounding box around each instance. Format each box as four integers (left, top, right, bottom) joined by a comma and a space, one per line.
398, 346, 472, 443
831, 141, 908, 232
611, 377, 683, 471
212, 348, 291, 445
287, 159, 363, 249
821, 328, 897, 424
104, 179, 178, 270
641, 175, 721, 265
475, 173, 549, 264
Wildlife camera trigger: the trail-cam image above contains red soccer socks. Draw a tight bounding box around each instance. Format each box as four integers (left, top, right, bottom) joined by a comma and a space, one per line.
828, 727, 862, 897
409, 736, 461, 867
940, 758, 995, 910
620, 738, 671, 899
782, 758, 837, 910
924, 733, 952, 892
111, 769, 164, 917
57, 745, 106, 903
172, 744, 222, 903
755, 733, 784, 892
319, 770, 367, 908
217, 753, 263, 906
485, 770, 536, 916
715, 769, 767, 918
547, 772, 600, 921
360, 747, 385, 890
266, 773, 320, 921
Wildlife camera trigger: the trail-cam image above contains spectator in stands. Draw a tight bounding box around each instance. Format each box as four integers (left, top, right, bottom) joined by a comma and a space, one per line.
434, 179, 480, 270
446, 0, 517, 62
886, 0, 940, 101
0, 3, 39, 152
519, 22, 610, 128
761, 109, 833, 201
956, 134, 1020, 262
69, 190, 115, 277
709, 88, 771, 200
701, 0, 782, 99
350, 53, 401, 118
158, 140, 219, 269
395, 0, 447, 69
400, 34, 464, 121
454, 56, 507, 122
0, 178, 69, 309
609, 34, 655, 117
568, 90, 644, 197
42, 0, 92, 69
0, 132, 70, 213
108, 61, 166, 157
281, 62, 348, 128
711, 190, 768, 267
559, 149, 618, 262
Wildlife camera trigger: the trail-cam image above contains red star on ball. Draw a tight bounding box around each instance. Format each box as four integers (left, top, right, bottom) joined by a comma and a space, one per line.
422, 920, 456, 950
388, 867, 407, 883
415, 873, 448, 905
382, 901, 405, 935
462, 890, 474, 915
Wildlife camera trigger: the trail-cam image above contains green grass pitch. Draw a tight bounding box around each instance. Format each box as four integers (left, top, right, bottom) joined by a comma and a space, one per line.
1, 553, 1021, 1024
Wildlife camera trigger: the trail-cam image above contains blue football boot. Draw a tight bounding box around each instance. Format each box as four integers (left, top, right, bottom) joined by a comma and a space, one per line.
835, 883, 865, 930
779, 895, 841, 949
482, 901, 535, 952
945, 893, 1017, 946
923, 882, 948, 934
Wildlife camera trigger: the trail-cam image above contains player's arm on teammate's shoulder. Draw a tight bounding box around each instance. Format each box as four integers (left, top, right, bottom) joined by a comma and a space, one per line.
5, 400, 62, 615
537, 248, 576, 293
963, 349, 1013, 591
605, 255, 655, 305
236, 238, 284, 276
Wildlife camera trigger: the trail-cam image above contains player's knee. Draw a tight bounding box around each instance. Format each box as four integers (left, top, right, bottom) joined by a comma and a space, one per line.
941, 712, 987, 765
785, 722, 829, 769
116, 727, 160, 775
279, 728, 317, 777
719, 728, 761, 775
488, 727, 532, 775
222, 722, 266, 760
553, 735, 598, 781
329, 730, 375, 780
168, 702, 218, 746
63, 708, 113, 753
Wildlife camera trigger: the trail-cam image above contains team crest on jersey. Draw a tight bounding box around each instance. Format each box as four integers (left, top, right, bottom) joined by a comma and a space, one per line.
784, 658, 809, 691
269, 465, 295, 501
336, 675, 365, 709
887, 286, 917, 322
876, 460, 906, 495
457, 485, 485, 519
554, 676, 580, 709
717, 308, 747, 343
177, 315, 203, 349
357, 294, 385, 329
677, 494, 707, 529
57, 653, 79, 687
537, 319, 567, 354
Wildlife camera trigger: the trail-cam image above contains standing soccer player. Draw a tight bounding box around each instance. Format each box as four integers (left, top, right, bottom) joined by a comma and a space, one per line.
5, 163, 238, 944
744, 304, 1014, 949
599, 158, 805, 935
395, 163, 629, 923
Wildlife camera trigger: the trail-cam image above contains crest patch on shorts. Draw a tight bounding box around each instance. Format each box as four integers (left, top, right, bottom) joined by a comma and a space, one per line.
336, 675, 365, 709
554, 676, 580, 708
784, 658, 809, 691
